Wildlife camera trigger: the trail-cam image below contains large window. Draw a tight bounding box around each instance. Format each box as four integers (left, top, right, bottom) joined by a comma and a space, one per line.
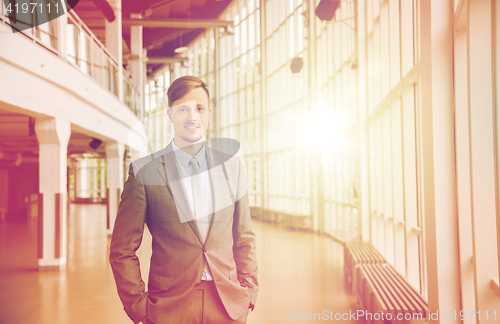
69, 155, 107, 203
313, 0, 359, 242
263, 0, 311, 221
453, 0, 500, 311
218, 0, 263, 210
362, 0, 424, 294
188, 29, 217, 139
144, 70, 172, 153
141, 0, 500, 311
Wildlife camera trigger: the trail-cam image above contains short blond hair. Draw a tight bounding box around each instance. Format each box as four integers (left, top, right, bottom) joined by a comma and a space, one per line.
167, 76, 210, 108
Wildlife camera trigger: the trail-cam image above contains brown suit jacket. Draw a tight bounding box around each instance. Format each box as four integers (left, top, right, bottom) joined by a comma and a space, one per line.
109, 142, 258, 324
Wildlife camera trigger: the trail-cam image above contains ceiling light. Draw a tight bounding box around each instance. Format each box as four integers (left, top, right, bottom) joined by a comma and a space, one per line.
290, 57, 304, 74
315, 0, 341, 21
174, 46, 188, 54
89, 138, 102, 150
220, 25, 235, 37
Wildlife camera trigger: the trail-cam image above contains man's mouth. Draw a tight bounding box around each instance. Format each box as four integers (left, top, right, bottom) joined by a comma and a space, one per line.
185, 125, 200, 129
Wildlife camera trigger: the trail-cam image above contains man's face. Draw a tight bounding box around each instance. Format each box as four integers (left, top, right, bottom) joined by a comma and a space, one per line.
167, 87, 211, 146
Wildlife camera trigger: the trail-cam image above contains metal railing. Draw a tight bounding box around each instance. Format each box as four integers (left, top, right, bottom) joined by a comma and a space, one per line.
123, 68, 140, 115
66, 9, 141, 115
66, 9, 120, 96
1, 0, 59, 54
1, 1, 141, 116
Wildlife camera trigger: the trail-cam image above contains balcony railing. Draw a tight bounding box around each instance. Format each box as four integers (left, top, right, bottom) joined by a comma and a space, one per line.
123, 68, 140, 116
0, 0, 59, 54
0, 0, 141, 117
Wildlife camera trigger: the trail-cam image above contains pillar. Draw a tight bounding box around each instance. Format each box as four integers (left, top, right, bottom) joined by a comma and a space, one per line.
143, 48, 147, 121
357, 0, 370, 241
92, 159, 98, 199
420, 0, 461, 320
35, 117, 71, 270
105, 0, 123, 101
259, 5, 268, 215
0, 170, 8, 218
105, 142, 124, 235
77, 158, 89, 198
308, 0, 319, 232
100, 159, 106, 199
467, 0, 500, 316
130, 25, 144, 116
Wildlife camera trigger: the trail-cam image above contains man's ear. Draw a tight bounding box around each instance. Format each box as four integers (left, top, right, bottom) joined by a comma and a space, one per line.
167, 107, 173, 122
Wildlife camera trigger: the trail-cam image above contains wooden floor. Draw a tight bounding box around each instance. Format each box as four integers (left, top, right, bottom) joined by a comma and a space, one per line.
0, 204, 357, 323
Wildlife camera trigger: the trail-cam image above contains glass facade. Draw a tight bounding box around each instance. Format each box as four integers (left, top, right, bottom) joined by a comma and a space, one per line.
361, 0, 424, 294
141, 0, 500, 308
313, 0, 359, 243
144, 70, 173, 153
219, 0, 263, 213
145, 1, 367, 239
69, 156, 107, 203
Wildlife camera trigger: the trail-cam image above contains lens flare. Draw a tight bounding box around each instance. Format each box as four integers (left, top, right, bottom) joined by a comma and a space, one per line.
301, 109, 350, 151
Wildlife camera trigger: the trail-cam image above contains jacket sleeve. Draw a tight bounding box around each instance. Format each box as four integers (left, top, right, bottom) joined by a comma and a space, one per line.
109, 163, 148, 323
232, 157, 259, 308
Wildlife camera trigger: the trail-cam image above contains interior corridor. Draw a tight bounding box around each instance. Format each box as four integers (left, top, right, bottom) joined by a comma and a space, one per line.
0, 204, 356, 324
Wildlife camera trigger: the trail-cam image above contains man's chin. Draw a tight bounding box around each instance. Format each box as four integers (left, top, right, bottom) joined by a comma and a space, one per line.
181, 135, 205, 143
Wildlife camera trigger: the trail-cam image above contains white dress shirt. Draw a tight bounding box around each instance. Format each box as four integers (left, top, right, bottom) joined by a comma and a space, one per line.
171, 140, 214, 280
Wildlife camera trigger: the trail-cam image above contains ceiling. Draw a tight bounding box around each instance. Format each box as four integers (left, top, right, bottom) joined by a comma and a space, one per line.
0, 110, 38, 166
73, 0, 233, 76
0, 109, 108, 168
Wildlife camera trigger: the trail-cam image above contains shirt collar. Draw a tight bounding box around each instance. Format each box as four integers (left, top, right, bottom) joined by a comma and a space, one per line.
171, 139, 206, 167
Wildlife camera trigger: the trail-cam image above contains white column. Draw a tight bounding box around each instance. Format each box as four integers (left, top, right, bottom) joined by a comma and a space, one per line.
142, 48, 148, 121
105, 142, 124, 235
308, 0, 319, 232
130, 25, 144, 115
453, 8, 476, 320
468, 0, 500, 317
91, 159, 97, 199
357, 0, 370, 241
100, 159, 106, 199
79, 158, 89, 198
35, 117, 71, 270
259, 5, 268, 214
420, 0, 461, 319
105, 0, 123, 101
0, 170, 8, 218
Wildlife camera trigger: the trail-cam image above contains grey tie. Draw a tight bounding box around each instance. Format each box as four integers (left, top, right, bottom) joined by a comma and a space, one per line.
190, 158, 209, 239
190, 157, 212, 280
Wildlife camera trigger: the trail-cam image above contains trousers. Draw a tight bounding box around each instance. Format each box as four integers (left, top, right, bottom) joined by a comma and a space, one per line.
146, 280, 249, 324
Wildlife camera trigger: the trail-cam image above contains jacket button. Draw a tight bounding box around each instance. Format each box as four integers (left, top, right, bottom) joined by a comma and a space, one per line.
203, 247, 208, 252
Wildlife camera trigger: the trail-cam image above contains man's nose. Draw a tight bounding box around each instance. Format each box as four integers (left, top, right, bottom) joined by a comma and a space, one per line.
187, 107, 199, 120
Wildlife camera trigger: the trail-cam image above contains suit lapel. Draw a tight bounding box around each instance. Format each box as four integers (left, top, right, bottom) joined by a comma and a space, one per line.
204, 147, 234, 246
157, 143, 203, 244
156, 147, 174, 197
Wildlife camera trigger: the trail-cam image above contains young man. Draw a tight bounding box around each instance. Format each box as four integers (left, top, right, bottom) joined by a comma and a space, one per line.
109, 76, 258, 324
